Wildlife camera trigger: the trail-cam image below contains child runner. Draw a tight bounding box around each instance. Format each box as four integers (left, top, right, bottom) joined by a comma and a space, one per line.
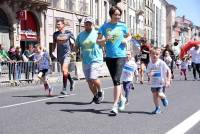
146, 47, 171, 114
176, 57, 181, 69
180, 56, 188, 80
163, 50, 173, 79
188, 56, 192, 71
34, 44, 53, 96
121, 51, 137, 104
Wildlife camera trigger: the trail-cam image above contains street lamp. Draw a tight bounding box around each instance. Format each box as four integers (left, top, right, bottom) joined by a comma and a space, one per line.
78, 18, 82, 33
75, 14, 83, 33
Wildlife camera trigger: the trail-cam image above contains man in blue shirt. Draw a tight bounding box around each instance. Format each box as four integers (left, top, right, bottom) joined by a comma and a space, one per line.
75, 17, 104, 104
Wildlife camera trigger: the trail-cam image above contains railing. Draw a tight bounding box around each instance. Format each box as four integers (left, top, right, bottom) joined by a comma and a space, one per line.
0, 61, 62, 86
0, 61, 110, 87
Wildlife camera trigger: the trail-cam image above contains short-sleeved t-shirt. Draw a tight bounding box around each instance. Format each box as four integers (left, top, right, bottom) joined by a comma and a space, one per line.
34, 51, 50, 70
121, 59, 137, 82
76, 29, 103, 64
53, 30, 75, 61
146, 59, 170, 88
189, 47, 200, 63
98, 22, 129, 58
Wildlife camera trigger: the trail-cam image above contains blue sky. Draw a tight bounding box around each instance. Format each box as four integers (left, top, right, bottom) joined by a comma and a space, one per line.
167, 0, 200, 26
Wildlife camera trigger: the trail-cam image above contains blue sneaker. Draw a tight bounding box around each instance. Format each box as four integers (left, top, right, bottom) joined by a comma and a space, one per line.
152, 107, 161, 114
118, 97, 127, 111
161, 98, 169, 107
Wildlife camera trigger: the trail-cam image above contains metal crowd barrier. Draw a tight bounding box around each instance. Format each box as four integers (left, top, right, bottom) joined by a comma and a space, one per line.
0, 61, 62, 86
0, 61, 110, 87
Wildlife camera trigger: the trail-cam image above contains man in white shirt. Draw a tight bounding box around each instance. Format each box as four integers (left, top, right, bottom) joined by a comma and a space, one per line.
188, 44, 200, 80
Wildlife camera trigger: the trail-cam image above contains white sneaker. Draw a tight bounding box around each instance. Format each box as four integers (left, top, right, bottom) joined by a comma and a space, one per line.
193, 78, 197, 81
110, 105, 118, 115
118, 97, 127, 111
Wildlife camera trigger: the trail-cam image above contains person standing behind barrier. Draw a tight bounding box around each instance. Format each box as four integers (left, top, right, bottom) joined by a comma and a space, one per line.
121, 51, 137, 104
23, 44, 35, 82
188, 44, 200, 81
34, 44, 53, 96
146, 47, 171, 114
53, 18, 75, 95
13, 46, 23, 84
97, 6, 132, 115
75, 17, 104, 104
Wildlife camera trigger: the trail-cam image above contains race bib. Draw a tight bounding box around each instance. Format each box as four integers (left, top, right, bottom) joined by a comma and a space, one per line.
141, 54, 147, 59
151, 70, 162, 87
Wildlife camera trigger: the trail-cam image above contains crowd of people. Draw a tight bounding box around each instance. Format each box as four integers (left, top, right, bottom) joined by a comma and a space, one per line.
0, 6, 200, 116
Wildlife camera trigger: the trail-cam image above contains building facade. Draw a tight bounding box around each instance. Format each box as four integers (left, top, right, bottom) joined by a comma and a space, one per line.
144, 0, 153, 43
166, 3, 176, 46
0, 0, 48, 51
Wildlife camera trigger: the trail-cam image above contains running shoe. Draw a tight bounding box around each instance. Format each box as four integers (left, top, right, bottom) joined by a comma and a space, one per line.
152, 107, 161, 114
60, 90, 68, 95
96, 90, 104, 103
161, 98, 169, 107
118, 97, 127, 111
90, 95, 98, 104
110, 105, 118, 116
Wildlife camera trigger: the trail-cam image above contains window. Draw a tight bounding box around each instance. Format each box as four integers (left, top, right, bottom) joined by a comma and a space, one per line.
64, 0, 75, 12
103, 1, 108, 22
129, 15, 132, 28
53, 0, 61, 9
47, 0, 53, 7
124, 10, 126, 23
95, 0, 99, 25
78, 0, 89, 14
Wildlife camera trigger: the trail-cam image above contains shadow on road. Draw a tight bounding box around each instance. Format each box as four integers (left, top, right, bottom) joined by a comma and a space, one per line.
60, 108, 109, 115
121, 111, 153, 115
46, 101, 91, 105
12, 95, 57, 98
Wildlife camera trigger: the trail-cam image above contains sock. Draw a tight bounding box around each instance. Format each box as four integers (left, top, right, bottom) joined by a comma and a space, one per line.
63, 74, 68, 90
67, 73, 73, 84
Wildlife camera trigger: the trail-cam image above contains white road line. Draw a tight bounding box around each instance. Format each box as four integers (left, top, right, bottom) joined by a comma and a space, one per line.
0, 94, 76, 109
0, 86, 113, 109
166, 110, 200, 134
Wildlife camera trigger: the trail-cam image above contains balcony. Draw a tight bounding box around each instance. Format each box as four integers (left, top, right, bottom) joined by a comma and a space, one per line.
5, 0, 50, 11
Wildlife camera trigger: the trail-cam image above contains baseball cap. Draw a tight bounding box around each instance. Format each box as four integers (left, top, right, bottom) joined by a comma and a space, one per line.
84, 17, 94, 23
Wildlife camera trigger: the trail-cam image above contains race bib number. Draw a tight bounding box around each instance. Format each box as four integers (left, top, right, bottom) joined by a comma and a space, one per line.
141, 54, 147, 59
151, 70, 162, 87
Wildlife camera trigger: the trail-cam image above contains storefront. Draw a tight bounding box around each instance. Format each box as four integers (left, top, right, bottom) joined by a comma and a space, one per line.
17, 10, 40, 52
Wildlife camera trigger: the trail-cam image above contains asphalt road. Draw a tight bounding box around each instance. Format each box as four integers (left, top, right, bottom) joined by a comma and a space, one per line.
0, 72, 200, 134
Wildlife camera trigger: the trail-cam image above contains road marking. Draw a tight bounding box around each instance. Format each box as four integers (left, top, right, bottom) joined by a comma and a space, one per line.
166, 110, 200, 134
0, 86, 113, 109
0, 94, 76, 109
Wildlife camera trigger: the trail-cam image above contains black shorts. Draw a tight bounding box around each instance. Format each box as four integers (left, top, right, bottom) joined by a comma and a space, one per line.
151, 87, 163, 93
38, 69, 48, 77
